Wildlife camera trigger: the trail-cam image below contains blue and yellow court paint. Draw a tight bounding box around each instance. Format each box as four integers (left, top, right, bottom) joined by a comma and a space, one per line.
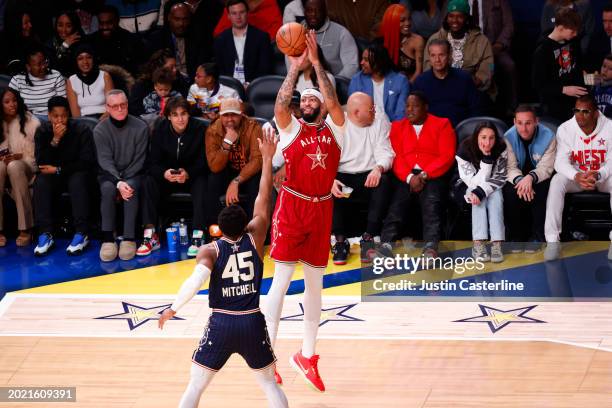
1, 239, 611, 299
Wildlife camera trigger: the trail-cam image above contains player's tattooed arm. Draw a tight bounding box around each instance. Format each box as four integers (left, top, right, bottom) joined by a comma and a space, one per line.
275, 50, 306, 130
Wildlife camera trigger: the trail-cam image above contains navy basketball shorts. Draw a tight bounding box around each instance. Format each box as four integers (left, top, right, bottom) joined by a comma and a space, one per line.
192, 311, 277, 371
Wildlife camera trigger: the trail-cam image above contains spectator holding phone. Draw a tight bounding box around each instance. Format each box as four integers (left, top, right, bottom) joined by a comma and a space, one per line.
0, 88, 40, 247
138, 97, 210, 258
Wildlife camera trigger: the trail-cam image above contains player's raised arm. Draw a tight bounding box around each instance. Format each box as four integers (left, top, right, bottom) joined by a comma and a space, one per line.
274, 50, 307, 130
246, 126, 279, 259
306, 30, 345, 127
158, 245, 216, 329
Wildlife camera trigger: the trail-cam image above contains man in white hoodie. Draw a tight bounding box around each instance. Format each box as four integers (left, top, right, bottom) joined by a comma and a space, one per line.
544, 94, 612, 260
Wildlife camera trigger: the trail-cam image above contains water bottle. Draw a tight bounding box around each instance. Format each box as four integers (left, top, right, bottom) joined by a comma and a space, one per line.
179, 218, 189, 245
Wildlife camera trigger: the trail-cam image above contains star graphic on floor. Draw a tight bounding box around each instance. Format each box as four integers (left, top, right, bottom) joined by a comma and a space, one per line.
281, 303, 363, 326
306, 146, 328, 170
454, 304, 546, 333
95, 301, 184, 330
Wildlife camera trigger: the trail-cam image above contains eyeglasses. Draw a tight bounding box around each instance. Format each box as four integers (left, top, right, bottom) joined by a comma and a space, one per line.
107, 103, 128, 111
573, 108, 592, 115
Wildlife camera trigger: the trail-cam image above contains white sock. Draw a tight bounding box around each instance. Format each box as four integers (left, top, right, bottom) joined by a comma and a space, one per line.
264, 262, 296, 348
301, 265, 324, 358
178, 362, 216, 408
254, 366, 289, 408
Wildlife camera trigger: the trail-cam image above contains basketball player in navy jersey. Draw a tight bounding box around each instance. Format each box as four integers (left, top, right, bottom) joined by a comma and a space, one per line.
158, 129, 288, 408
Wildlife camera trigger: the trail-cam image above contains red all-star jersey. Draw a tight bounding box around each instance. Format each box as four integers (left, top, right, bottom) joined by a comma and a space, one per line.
277, 115, 344, 196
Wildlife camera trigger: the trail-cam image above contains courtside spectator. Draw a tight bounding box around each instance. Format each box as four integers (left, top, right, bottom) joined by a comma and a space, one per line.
295, 48, 336, 93
594, 55, 612, 118
455, 121, 507, 263
143, 67, 181, 115
66, 44, 114, 119
330, 92, 394, 265
301, 0, 359, 78
188, 63, 240, 121
503, 105, 556, 250
413, 39, 481, 127
214, 0, 273, 86
138, 97, 210, 258
541, 0, 594, 54
533, 7, 586, 122
0, 9, 41, 72
544, 94, 612, 260
586, 2, 612, 72
348, 42, 410, 121
425, 0, 495, 98
205, 98, 263, 223
378, 91, 456, 259
33, 96, 96, 256
87, 5, 147, 76
380, 4, 425, 82
0, 88, 39, 247
410, 0, 444, 39
9, 47, 66, 117
129, 49, 190, 116
46, 10, 83, 77
94, 90, 148, 262
213, 0, 282, 41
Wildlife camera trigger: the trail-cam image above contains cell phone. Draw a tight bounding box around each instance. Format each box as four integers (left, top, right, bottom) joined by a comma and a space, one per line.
170, 169, 181, 175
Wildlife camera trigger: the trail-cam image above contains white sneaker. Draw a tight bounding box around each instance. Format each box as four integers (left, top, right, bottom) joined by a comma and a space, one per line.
544, 242, 561, 261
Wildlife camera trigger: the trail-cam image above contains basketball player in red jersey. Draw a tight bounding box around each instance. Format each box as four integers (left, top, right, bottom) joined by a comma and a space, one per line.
264, 30, 345, 392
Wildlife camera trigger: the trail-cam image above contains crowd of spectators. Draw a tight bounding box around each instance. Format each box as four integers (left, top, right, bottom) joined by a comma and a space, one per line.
0, 0, 611, 264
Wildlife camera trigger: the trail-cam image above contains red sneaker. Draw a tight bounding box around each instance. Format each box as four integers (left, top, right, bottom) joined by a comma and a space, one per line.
136, 230, 160, 256
289, 351, 325, 392
274, 368, 283, 385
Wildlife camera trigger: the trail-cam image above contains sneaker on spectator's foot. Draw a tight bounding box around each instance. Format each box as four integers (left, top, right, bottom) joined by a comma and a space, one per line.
66, 233, 89, 255
188, 229, 204, 257
472, 241, 490, 262
375, 242, 394, 258
136, 229, 160, 256
360, 233, 375, 263
34, 233, 54, 256
508, 242, 524, 253
100, 242, 118, 262
119, 241, 137, 261
332, 241, 350, 265
491, 241, 504, 263
274, 368, 283, 385
289, 351, 325, 392
422, 241, 438, 259
544, 242, 561, 261
524, 241, 543, 254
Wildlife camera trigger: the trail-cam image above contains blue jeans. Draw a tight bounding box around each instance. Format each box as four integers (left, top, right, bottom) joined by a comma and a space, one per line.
472, 188, 505, 241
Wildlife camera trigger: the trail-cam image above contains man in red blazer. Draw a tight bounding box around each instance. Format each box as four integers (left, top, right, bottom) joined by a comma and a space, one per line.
377, 90, 456, 258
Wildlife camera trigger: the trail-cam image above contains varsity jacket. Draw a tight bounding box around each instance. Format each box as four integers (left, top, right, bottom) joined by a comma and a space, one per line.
456, 143, 508, 201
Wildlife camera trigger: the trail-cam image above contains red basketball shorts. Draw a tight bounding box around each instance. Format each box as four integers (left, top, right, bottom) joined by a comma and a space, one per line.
270, 187, 334, 268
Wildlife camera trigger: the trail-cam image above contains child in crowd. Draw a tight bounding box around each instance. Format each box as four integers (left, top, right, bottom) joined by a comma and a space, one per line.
187, 63, 239, 121
455, 122, 508, 263
143, 67, 181, 115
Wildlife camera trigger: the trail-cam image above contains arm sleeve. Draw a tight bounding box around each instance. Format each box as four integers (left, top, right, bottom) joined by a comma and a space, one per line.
421, 120, 457, 178
373, 116, 394, 171
55, 75, 66, 97
170, 263, 211, 312
205, 124, 230, 173
62, 125, 96, 175
121, 126, 149, 180
553, 129, 578, 180
496, 0, 514, 49
238, 124, 263, 181
504, 139, 524, 184
474, 37, 494, 92
337, 30, 359, 78
532, 137, 556, 183
392, 76, 410, 121
94, 128, 121, 184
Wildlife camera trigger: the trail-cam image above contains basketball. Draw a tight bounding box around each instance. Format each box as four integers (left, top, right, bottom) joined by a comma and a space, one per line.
276, 22, 307, 57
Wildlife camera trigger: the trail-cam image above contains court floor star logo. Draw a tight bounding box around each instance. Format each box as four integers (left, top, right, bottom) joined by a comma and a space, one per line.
95, 301, 184, 330
454, 304, 546, 333
281, 303, 363, 326
306, 146, 328, 170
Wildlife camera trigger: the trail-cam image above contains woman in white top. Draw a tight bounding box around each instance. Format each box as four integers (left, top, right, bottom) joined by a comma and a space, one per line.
295, 47, 336, 93
66, 44, 113, 118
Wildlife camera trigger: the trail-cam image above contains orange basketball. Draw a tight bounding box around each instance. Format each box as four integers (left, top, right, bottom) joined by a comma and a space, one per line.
276, 22, 307, 57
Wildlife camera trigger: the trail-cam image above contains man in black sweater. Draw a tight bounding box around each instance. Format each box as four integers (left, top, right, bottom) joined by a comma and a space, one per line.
532, 8, 587, 122
137, 97, 210, 258
33, 96, 96, 256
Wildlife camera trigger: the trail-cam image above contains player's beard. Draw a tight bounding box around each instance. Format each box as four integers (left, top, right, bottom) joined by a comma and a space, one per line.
301, 106, 321, 123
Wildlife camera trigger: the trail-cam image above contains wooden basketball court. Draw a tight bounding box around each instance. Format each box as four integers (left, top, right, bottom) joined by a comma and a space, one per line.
1, 292, 612, 407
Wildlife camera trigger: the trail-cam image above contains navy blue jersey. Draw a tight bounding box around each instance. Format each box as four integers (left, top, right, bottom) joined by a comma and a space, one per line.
209, 234, 263, 311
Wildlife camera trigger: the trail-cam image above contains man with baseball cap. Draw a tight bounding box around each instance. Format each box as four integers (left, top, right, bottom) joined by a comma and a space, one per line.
205, 97, 263, 223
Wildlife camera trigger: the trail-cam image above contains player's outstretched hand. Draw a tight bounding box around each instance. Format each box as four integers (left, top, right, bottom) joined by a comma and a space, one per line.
158, 308, 176, 330
305, 30, 319, 65
258, 126, 279, 160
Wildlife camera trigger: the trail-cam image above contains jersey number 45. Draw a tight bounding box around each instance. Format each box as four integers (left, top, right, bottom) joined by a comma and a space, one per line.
222, 251, 255, 284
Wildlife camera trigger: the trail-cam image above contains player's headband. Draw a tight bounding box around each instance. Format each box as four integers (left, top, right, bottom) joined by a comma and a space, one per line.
301, 88, 324, 103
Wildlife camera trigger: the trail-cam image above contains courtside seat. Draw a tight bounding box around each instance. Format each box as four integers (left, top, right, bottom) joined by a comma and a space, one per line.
246, 75, 285, 120
455, 116, 509, 144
